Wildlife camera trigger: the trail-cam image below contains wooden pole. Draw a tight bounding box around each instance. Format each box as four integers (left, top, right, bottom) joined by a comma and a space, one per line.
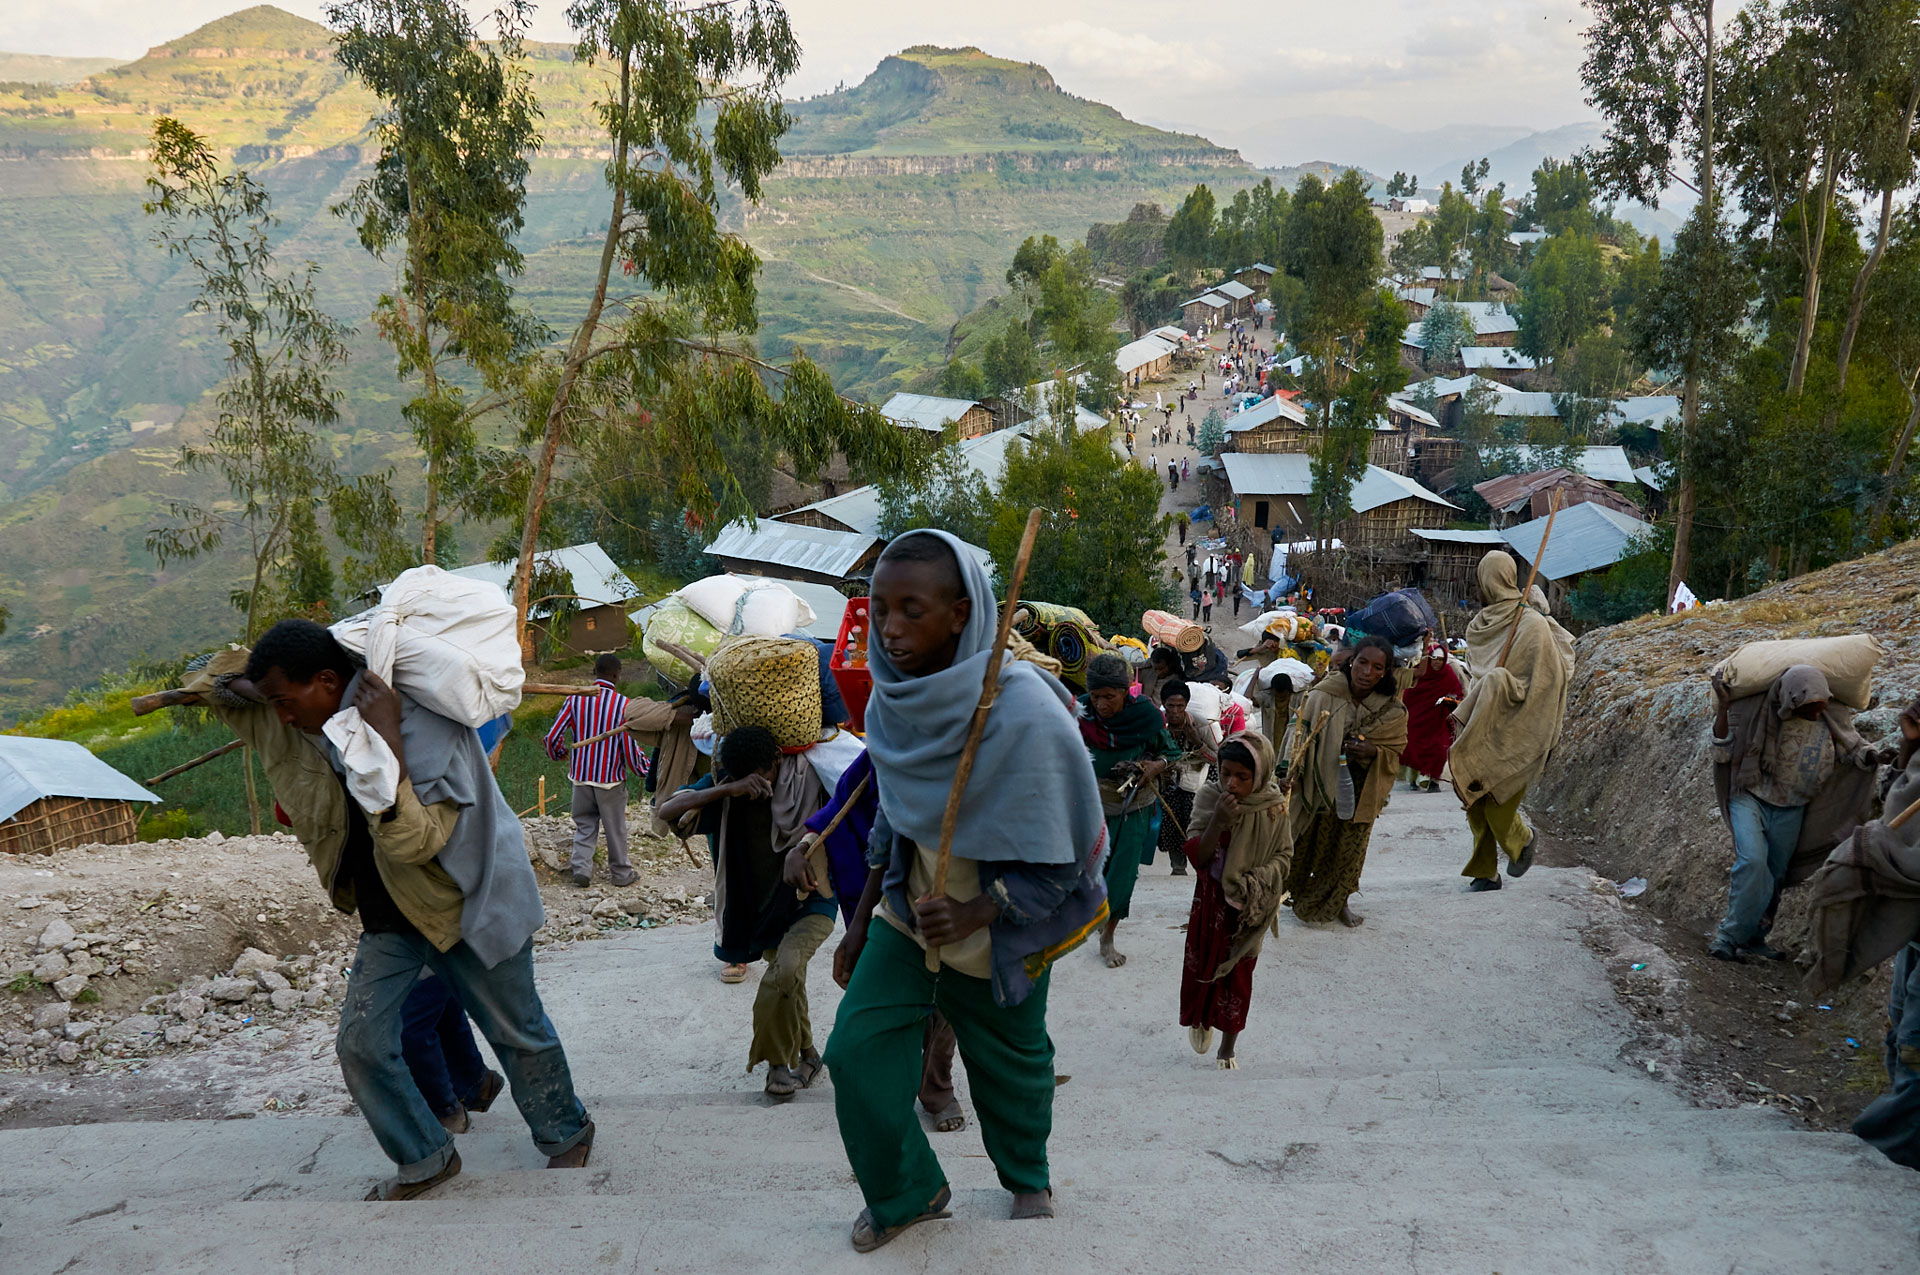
521, 682, 601, 697
795, 772, 873, 901
1277, 710, 1331, 821
145, 738, 244, 786
538, 774, 547, 818
1887, 791, 1920, 832
926, 508, 1045, 972
1497, 489, 1564, 669
130, 688, 205, 716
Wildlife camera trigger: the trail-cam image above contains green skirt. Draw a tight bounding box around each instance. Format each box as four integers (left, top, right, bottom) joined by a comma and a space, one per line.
1103, 807, 1156, 921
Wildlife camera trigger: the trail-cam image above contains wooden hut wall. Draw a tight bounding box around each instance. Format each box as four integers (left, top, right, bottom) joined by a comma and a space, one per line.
1367, 431, 1410, 474
0, 796, 141, 855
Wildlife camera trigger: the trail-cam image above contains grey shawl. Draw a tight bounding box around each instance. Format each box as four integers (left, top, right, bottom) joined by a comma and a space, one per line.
863, 529, 1105, 869
334, 672, 547, 969
1805, 756, 1920, 993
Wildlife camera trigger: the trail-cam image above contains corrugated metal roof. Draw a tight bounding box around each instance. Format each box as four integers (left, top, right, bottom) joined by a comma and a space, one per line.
1182, 292, 1230, 309
1411, 527, 1509, 545
706, 519, 880, 579
1115, 335, 1176, 374
1220, 453, 1459, 514
1610, 395, 1683, 432
1485, 389, 1561, 418
1243, 263, 1276, 275
1459, 346, 1538, 370
1386, 396, 1439, 429
1150, 325, 1189, 344
1633, 464, 1667, 491
880, 392, 981, 433
448, 542, 637, 614
1408, 374, 1477, 399
1224, 394, 1309, 432
1502, 501, 1652, 581
1213, 280, 1255, 300
1401, 321, 1427, 349
0, 737, 160, 824
1505, 444, 1637, 483
1508, 230, 1547, 245
1396, 286, 1438, 307
1456, 302, 1520, 336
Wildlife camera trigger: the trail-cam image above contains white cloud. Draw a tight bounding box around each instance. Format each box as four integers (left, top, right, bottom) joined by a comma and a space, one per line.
1019, 19, 1227, 83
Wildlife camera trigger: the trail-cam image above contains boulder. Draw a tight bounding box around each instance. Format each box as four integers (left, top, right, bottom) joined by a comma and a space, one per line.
32, 952, 70, 984
64, 953, 105, 981
32, 1001, 69, 1032
207, 977, 256, 1003
229, 947, 279, 977
256, 970, 291, 993
54, 1041, 79, 1064
36, 918, 75, 952
104, 1014, 163, 1046
269, 988, 303, 1013
51, 973, 90, 1001
164, 1023, 194, 1046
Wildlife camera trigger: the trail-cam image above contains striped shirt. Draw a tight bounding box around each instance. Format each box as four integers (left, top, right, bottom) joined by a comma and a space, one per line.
544, 681, 650, 786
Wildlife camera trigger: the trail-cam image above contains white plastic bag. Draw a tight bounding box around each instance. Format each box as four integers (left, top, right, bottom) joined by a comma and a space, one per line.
675, 574, 817, 637
326, 565, 526, 812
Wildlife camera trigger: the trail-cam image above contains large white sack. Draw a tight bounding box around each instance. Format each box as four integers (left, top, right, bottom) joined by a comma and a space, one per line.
326, 565, 526, 811
1710, 634, 1884, 710
675, 574, 817, 637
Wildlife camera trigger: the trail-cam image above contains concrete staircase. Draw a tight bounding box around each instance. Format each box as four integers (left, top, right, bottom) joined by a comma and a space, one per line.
5, 799, 1917, 1274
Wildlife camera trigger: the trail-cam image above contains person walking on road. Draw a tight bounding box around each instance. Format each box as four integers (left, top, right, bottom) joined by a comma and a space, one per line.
545, 654, 650, 889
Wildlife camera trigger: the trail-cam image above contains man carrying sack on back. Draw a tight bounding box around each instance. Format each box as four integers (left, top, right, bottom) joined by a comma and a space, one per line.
177, 619, 594, 1200
1708, 661, 1886, 962
1449, 552, 1576, 892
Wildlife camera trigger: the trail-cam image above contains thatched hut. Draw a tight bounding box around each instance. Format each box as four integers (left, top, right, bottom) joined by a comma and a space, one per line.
0, 737, 159, 854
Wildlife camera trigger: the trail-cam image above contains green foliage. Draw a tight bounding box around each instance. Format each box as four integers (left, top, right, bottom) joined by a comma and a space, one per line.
1119, 270, 1186, 334
1420, 300, 1475, 366
1385, 172, 1418, 199
982, 318, 1040, 395
141, 117, 350, 642
1164, 184, 1218, 276
329, 0, 544, 562
1460, 157, 1491, 197
1518, 232, 1610, 365
1519, 156, 1596, 236
876, 442, 995, 544
937, 358, 988, 401
1570, 529, 1674, 625
1197, 407, 1226, 455
1007, 234, 1064, 288
139, 808, 193, 842
1283, 170, 1385, 356
1215, 178, 1289, 270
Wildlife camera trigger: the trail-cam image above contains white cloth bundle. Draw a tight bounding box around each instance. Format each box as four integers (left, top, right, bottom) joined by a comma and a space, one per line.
325, 565, 526, 812
675, 575, 817, 637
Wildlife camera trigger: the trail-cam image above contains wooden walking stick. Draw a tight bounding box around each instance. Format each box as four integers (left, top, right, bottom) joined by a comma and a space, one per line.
1887, 792, 1920, 832
795, 772, 873, 902
926, 507, 1046, 972
1497, 489, 1564, 668
1277, 709, 1332, 820
145, 737, 245, 786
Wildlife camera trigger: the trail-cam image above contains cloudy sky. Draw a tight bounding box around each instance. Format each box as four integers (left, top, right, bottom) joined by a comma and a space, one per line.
5, 0, 1599, 168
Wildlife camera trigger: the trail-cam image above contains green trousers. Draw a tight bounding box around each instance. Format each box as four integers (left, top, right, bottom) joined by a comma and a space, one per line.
748, 911, 834, 1071
825, 921, 1054, 1229
1463, 788, 1531, 879
1104, 808, 1154, 921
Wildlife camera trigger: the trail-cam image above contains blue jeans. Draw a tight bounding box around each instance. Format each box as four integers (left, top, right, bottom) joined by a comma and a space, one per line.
1714, 791, 1806, 948
1855, 943, 1920, 1169
338, 932, 590, 1181
400, 974, 489, 1117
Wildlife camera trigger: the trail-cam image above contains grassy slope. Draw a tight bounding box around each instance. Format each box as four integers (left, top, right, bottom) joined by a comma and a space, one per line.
0, 10, 1262, 723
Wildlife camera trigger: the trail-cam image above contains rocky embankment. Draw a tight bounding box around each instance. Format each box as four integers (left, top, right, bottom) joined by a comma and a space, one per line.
0, 809, 710, 1082
1534, 539, 1920, 942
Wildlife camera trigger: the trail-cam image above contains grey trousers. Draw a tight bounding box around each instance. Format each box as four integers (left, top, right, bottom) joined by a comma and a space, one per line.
570, 783, 631, 876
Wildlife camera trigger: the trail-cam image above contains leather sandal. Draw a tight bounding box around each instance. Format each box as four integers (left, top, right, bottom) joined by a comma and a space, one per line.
366, 1150, 461, 1201
547, 1120, 594, 1168
465, 1069, 506, 1114
851, 1184, 952, 1253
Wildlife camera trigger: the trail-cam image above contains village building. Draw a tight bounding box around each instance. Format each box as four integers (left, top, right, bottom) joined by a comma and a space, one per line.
1501, 500, 1656, 615
448, 542, 638, 655
1233, 263, 1275, 294
1458, 345, 1539, 384
1395, 285, 1437, 317
1115, 333, 1178, 387
1211, 279, 1256, 318
1216, 394, 1410, 474
0, 736, 159, 855
1409, 527, 1511, 602
1474, 467, 1648, 530
1179, 291, 1230, 332
1502, 443, 1639, 485
1214, 451, 1457, 551
878, 391, 995, 440
705, 519, 882, 588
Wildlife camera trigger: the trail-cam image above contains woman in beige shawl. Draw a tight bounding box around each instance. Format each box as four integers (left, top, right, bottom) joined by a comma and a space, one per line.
1179, 733, 1290, 1069
1449, 551, 1576, 891
1284, 635, 1409, 927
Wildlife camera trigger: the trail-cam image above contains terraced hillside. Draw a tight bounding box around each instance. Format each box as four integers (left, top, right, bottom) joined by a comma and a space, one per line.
0, 11, 1267, 721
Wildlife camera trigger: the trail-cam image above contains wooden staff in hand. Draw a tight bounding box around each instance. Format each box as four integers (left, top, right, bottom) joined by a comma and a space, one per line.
926, 506, 1045, 972
146, 738, 245, 786
1498, 489, 1564, 668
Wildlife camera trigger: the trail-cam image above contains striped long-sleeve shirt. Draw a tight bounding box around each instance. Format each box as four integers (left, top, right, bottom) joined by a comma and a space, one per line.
544, 681, 650, 787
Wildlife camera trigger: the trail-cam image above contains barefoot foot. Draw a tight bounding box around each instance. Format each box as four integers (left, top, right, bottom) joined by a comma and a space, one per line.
1339, 904, 1365, 928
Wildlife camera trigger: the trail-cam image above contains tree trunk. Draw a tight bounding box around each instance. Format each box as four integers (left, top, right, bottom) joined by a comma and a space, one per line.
1835, 81, 1920, 397
1868, 387, 1920, 536
1667, 0, 1715, 610
409, 167, 443, 565
242, 745, 262, 836
1786, 131, 1839, 396
512, 51, 631, 651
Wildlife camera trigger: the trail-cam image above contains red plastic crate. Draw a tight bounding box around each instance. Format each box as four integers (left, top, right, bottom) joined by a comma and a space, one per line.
830, 596, 873, 732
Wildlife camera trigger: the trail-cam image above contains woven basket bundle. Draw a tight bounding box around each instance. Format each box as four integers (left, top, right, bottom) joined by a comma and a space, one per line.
707, 634, 822, 746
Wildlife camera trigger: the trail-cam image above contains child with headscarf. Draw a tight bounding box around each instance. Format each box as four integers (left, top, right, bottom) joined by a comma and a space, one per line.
1284, 634, 1407, 928
1180, 734, 1291, 1069
1080, 652, 1183, 968
1400, 640, 1464, 792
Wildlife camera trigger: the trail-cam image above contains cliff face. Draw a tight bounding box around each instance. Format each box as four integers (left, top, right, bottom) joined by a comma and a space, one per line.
1532, 540, 1920, 942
